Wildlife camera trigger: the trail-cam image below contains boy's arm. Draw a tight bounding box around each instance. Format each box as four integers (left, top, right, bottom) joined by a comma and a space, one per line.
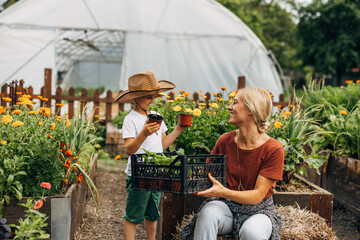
162, 125, 188, 149
125, 122, 160, 155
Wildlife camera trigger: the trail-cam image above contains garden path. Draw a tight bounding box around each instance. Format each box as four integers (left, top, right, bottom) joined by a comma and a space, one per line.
74, 158, 360, 240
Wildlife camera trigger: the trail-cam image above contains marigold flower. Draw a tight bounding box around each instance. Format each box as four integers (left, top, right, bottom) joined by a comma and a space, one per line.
199, 89, 203, 92
29, 111, 38, 115
12, 121, 24, 127
199, 103, 206, 106
183, 91, 191, 96
1, 141, 7, 145
122, 145, 125, 147
115, 155, 121, 160
344, 80, 353, 84
221, 87, 227, 90
166, 100, 174, 103
47, 134, 52, 138
159, 93, 167, 96
39, 121, 43, 126
2, 115, 13, 125
0, 106, 5, 114
50, 123, 56, 130
63, 179, 69, 185
40, 182, 51, 190
277, 105, 283, 109
77, 173, 84, 183
185, 108, 193, 113
228, 92, 236, 98
274, 121, 282, 129
42, 98, 49, 102
209, 103, 219, 109
193, 108, 201, 116
179, 90, 184, 93
339, 110, 348, 115
16, 92, 23, 95
94, 114, 99, 118
65, 150, 73, 157
56, 103, 64, 107
34, 200, 43, 210
173, 106, 181, 112
12, 109, 22, 114
2, 97, 11, 102
213, 93, 217, 97
357, 80, 360, 83
284, 111, 292, 116
66, 121, 71, 127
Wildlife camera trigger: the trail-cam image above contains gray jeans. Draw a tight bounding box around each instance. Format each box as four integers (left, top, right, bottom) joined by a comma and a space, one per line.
194, 200, 272, 240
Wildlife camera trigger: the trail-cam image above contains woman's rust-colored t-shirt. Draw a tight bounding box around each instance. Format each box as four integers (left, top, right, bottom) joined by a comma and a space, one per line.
210, 130, 285, 199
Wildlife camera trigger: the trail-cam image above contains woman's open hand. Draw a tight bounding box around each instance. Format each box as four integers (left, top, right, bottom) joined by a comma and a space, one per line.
195, 173, 226, 198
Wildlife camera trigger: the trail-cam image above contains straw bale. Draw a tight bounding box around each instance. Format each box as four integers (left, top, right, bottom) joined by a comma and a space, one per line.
173, 205, 338, 240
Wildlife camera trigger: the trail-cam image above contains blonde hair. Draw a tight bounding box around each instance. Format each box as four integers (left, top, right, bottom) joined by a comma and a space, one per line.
238, 88, 273, 133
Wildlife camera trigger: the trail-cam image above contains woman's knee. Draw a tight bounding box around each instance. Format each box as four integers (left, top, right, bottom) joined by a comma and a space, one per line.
239, 214, 272, 240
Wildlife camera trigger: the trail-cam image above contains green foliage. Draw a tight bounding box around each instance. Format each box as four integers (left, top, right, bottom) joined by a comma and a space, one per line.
10, 198, 50, 240
149, 90, 236, 155
298, 0, 360, 85
216, 0, 301, 72
142, 149, 178, 165
268, 100, 326, 184
112, 110, 130, 129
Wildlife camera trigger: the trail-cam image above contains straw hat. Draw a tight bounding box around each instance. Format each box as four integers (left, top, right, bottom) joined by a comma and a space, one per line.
115, 71, 175, 103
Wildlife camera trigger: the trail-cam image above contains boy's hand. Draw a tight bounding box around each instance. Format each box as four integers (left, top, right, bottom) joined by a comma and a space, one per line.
142, 121, 160, 137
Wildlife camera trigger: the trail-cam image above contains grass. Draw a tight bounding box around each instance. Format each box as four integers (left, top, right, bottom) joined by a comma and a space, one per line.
96, 150, 127, 173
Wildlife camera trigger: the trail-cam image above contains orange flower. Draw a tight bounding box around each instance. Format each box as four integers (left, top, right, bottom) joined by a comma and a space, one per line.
50, 123, 56, 130
339, 110, 347, 115
2, 115, 13, 125
115, 155, 121, 160
66, 121, 71, 127
16, 92, 23, 95
213, 93, 217, 97
356, 80, 360, 83
42, 98, 49, 101
40, 182, 51, 190
199, 89, 203, 92
12, 121, 24, 127
34, 200, 43, 210
12, 109, 22, 114
56, 103, 64, 107
63, 179, 69, 185
2, 97, 11, 102
179, 90, 184, 93
77, 173, 84, 183
344, 80, 353, 84
1, 141, 7, 145
221, 87, 227, 90
28, 111, 38, 115
38, 121, 43, 126
65, 150, 73, 157
0, 106, 5, 114
47, 134, 52, 138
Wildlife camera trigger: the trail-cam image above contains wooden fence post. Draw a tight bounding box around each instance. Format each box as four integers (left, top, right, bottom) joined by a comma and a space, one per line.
68, 88, 75, 119
43, 68, 52, 107
93, 90, 100, 122
106, 90, 113, 123
238, 76, 246, 89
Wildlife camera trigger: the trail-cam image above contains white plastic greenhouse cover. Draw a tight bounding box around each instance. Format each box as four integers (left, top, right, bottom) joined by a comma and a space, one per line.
0, 0, 284, 98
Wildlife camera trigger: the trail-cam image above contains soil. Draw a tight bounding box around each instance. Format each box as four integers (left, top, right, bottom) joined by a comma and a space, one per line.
74, 159, 360, 240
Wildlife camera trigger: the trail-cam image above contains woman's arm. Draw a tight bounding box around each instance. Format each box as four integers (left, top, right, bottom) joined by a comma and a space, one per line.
196, 173, 274, 205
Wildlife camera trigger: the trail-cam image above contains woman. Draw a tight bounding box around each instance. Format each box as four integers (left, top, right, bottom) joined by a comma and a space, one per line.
181, 88, 284, 240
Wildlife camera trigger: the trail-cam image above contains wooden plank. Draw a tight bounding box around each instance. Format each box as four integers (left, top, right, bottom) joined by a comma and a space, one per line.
55, 86, 62, 116
160, 193, 185, 240
106, 90, 113, 123
310, 193, 333, 226
43, 68, 52, 107
68, 87, 75, 119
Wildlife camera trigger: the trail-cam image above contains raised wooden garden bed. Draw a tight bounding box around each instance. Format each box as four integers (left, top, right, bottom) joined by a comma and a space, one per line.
158, 174, 333, 240
3, 154, 98, 240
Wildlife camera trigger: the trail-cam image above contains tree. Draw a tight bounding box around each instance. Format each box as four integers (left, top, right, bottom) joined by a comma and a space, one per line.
298, 0, 360, 85
216, 0, 300, 76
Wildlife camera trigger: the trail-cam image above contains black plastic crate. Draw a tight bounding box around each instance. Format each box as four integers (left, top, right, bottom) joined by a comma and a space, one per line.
131, 153, 226, 194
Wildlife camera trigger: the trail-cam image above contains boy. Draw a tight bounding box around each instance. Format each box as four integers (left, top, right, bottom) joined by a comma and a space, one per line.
115, 71, 190, 240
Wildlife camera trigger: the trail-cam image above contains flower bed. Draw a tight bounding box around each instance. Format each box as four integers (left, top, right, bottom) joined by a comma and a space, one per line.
3, 154, 97, 240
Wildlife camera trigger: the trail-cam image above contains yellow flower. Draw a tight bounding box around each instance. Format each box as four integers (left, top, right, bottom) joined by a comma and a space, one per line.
175, 96, 181, 101
199, 103, 206, 106
185, 108, 193, 113
159, 93, 167, 96
50, 123, 56, 130
66, 121, 71, 127
1, 141, 7, 145
12, 109, 22, 114
2, 97, 11, 102
209, 103, 219, 109
39, 121, 43, 126
193, 108, 201, 116
274, 121, 282, 129
28, 111, 38, 115
173, 106, 181, 112
2, 115, 13, 125
339, 110, 347, 115
115, 155, 121, 160
166, 96, 170, 99
0, 106, 5, 114
12, 120, 24, 127
284, 111, 292, 116
166, 100, 174, 103
228, 92, 236, 98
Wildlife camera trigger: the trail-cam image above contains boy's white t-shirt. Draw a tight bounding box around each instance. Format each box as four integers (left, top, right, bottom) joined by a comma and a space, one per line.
122, 110, 168, 176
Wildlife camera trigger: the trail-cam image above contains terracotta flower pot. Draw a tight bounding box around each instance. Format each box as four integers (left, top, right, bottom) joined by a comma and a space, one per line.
179, 114, 192, 127
148, 114, 163, 126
